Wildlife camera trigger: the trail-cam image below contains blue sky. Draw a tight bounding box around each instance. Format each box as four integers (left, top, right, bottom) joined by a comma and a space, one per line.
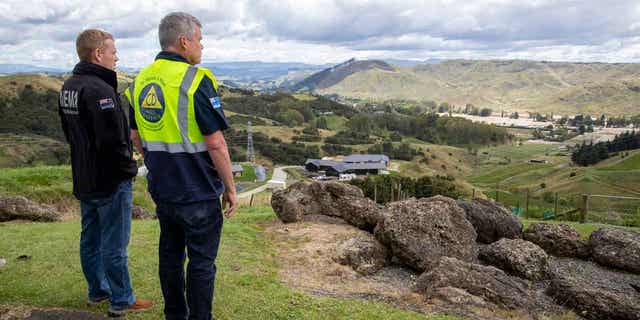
1, 0, 639, 68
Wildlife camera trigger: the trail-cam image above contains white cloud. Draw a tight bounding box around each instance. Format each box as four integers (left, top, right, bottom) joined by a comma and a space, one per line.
0, 0, 639, 68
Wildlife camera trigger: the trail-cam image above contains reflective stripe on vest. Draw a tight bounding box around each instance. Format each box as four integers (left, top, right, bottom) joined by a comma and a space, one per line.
178, 67, 198, 146
128, 60, 214, 154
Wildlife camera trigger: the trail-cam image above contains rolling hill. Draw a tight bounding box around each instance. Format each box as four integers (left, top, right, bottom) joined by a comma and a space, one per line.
289, 58, 395, 92
294, 59, 640, 116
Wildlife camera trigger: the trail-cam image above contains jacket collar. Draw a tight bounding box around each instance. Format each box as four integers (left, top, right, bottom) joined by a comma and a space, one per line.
73, 61, 118, 91
155, 51, 189, 64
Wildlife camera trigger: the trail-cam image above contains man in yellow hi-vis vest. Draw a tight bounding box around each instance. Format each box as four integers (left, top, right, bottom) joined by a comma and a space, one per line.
126, 12, 237, 320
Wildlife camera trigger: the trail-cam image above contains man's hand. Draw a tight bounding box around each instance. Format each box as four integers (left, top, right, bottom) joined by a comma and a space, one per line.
222, 190, 237, 218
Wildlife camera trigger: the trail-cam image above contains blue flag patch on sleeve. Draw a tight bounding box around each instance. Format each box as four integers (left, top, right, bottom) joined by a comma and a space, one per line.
98, 98, 115, 110
209, 97, 221, 109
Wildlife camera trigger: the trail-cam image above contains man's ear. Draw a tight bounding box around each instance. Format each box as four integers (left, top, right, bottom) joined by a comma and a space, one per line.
179, 36, 188, 50
93, 47, 103, 63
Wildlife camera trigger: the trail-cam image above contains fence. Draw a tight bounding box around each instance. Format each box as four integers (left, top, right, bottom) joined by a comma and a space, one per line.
581, 194, 640, 226
237, 191, 273, 207
480, 182, 640, 226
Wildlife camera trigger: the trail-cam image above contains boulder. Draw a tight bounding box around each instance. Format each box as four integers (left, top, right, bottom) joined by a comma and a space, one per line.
523, 223, 590, 258
414, 257, 531, 309
548, 258, 640, 320
457, 198, 522, 243
431, 286, 488, 307
334, 234, 388, 275
0, 196, 62, 222
589, 227, 640, 273
271, 181, 382, 231
131, 205, 154, 220
374, 196, 477, 272
479, 238, 549, 280
271, 181, 315, 223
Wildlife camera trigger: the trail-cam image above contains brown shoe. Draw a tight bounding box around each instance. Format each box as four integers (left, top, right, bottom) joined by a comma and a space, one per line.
108, 299, 153, 317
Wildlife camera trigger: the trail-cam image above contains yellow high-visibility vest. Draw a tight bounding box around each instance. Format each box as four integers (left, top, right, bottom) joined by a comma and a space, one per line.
125, 58, 219, 153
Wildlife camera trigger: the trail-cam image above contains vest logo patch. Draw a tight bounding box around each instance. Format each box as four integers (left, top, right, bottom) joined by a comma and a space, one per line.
138, 83, 165, 123
142, 86, 162, 109
210, 97, 221, 109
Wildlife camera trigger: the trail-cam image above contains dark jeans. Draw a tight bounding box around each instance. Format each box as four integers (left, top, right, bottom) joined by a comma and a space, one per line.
79, 179, 135, 309
157, 199, 223, 320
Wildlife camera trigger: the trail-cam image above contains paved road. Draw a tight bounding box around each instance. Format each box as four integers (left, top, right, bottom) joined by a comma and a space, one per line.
237, 166, 300, 198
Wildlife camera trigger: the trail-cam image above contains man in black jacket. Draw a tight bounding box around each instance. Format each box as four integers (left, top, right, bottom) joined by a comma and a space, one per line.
58, 29, 152, 316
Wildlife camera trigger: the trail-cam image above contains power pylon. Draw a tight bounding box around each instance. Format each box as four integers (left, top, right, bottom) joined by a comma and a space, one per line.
247, 121, 255, 163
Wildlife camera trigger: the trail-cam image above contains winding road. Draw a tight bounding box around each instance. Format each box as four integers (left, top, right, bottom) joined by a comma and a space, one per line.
237, 166, 300, 198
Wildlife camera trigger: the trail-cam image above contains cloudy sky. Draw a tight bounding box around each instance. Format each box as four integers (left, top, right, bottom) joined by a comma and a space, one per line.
1, 0, 640, 68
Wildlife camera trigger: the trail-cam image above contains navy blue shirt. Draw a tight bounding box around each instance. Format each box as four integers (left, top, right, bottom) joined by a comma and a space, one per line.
130, 51, 229, 204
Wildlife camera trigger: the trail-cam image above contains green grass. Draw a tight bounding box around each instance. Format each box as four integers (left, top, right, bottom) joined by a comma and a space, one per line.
322, 115, 348, 131
470, 162, 554, 184
600, 152, 640, 171
234, 164, 257, 183
0, 206, 455, 320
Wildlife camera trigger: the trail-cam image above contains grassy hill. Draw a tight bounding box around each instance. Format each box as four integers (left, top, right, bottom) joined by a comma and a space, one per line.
290, 58, 395, 91
309, 59, 640, 116
0, 74, 63, 96
469, 144, 640, 225
0, 134, 69, 168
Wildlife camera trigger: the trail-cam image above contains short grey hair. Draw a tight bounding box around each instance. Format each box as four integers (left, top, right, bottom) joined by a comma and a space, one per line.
159, 12, 202, 50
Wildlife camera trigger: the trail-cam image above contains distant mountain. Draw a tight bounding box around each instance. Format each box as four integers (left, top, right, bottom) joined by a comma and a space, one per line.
0, 64, 65, 75
300, 59, 640, 116
383, 58, 443, 67
289, 58, 395, 92
199, 61, 328, 90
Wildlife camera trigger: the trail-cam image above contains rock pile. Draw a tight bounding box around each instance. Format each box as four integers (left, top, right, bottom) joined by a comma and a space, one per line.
271, 181, 640, 320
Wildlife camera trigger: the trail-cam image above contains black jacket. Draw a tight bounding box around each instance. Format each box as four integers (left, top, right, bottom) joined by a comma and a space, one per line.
58, 61, 137, 200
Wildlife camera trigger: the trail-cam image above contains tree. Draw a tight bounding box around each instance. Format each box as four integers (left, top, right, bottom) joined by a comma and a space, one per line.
316, 116, 328, 129
480, 108, 492, 117
464, 103, 474, 114
346, 114, 373, 135
438, 102, 450, 113
277, 109, 304, 126
631, 114, 640, 128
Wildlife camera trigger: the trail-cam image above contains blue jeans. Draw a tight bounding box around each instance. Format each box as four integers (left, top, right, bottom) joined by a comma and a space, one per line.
79, 180, 135, 310
157, 199, 223, 320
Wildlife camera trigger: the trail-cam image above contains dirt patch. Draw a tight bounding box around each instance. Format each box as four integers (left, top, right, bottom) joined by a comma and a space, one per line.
267, 215, 416, 299
266, 216, 553, 320
0, 305, 31, 320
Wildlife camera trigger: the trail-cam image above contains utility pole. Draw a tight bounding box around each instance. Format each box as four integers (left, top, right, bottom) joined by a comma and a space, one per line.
247, 121, 255, 164
525, 188, 530, 219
